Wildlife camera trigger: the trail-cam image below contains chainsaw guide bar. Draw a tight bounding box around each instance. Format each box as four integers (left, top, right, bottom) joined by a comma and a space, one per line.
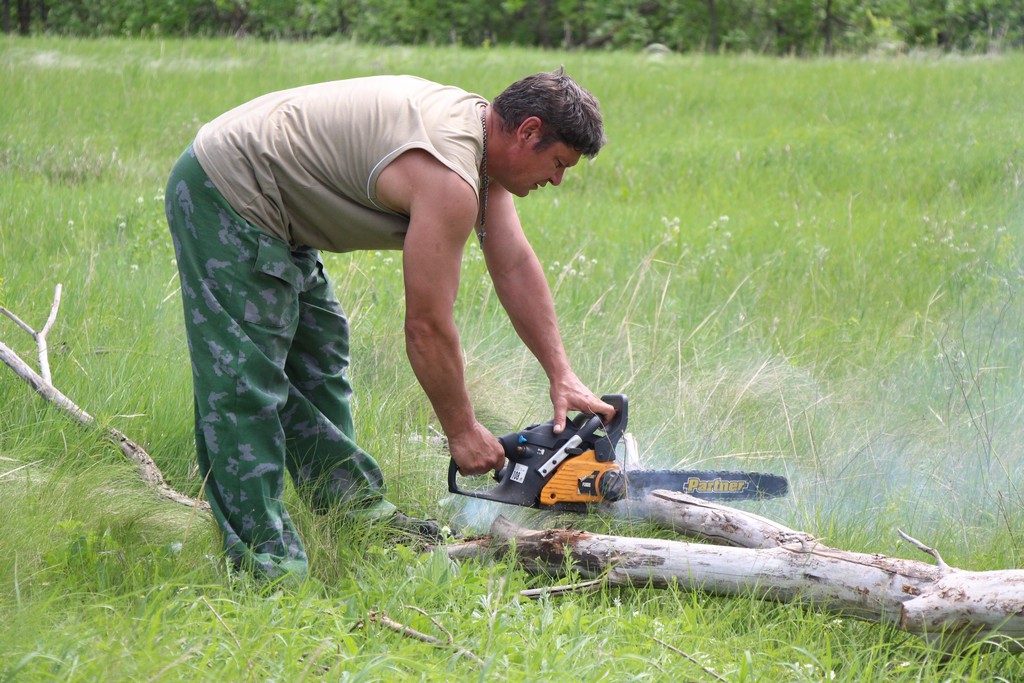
623, 469, 789, 501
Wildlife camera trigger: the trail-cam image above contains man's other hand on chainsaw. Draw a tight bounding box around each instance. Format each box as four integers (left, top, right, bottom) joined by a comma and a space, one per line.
448, 422, 506, 475
550, 373, 616, 434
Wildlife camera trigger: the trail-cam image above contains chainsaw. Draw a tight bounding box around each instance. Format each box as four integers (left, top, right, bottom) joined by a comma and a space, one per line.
448, 394, 788, 512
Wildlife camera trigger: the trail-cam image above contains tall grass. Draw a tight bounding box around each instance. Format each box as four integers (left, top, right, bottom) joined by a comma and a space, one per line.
2, 37, 1023, 680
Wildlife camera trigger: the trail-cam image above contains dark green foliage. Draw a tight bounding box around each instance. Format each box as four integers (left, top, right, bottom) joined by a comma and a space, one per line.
5, 0, 1024, 53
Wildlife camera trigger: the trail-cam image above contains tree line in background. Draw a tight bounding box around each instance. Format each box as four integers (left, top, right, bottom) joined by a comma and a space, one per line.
4, 0, 1024, 54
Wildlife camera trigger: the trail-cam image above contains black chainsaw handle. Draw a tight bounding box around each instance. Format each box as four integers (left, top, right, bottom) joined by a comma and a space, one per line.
446, 430, 532, 490
447, 457, 463, 493
598, 393, 627, 436
446, 435, 516, 495
446, 434, 518, 491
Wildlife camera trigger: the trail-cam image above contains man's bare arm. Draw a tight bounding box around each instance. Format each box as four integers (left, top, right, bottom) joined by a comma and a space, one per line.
376, 150, 504, 474
481, 185, 614, 431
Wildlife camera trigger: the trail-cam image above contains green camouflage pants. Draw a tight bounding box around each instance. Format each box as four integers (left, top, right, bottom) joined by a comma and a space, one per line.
165, 145, 393, 579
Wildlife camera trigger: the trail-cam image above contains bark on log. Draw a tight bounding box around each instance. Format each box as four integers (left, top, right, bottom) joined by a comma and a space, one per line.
446, 502, 1024, 653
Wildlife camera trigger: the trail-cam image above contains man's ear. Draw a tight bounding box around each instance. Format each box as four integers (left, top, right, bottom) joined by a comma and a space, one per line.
517, 116, 543, 142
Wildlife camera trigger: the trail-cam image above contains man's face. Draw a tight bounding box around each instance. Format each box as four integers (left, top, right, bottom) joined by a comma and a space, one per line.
498, 120, 582, 197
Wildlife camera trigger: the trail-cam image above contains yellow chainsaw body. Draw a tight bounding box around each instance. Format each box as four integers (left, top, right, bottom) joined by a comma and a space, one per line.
538, 450, 620, 506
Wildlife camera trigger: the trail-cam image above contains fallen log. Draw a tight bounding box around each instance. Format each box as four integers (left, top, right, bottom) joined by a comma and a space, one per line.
616, 488, 817, 549
446, 506, 1024, 653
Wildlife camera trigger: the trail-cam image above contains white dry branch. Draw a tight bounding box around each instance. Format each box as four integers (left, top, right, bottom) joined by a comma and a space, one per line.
364, 607, 485, 667
0, 284, 208, 511
446, 491, 1024, 654
2, 283, 62, 384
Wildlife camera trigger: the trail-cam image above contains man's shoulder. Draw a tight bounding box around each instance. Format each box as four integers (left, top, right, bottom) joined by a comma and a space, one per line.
376, 149, 477, 217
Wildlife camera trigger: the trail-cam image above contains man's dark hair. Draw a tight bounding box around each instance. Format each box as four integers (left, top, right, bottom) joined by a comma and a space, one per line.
492, 67, 606, 158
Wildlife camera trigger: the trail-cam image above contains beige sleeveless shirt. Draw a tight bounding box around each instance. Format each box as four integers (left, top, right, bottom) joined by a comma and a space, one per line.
193, 75, 486, 252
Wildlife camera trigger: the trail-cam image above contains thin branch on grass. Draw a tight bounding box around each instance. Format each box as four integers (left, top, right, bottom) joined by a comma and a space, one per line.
405, 605, 454, 643
650, 636, 727, 683
0, 285, 208, 511
519, 577, 605, 599
365, 609, 484, 667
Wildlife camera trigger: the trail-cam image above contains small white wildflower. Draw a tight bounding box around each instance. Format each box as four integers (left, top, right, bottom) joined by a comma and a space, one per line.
137, 196, 144, 205
130, 264, 139, 271
719, 215, 729, 222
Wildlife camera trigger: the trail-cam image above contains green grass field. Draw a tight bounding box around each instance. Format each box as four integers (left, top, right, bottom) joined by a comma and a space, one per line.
2, 36, 1023, 680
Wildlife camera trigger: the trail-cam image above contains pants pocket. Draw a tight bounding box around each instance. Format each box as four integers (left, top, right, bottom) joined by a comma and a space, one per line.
246, 234, 304, 330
